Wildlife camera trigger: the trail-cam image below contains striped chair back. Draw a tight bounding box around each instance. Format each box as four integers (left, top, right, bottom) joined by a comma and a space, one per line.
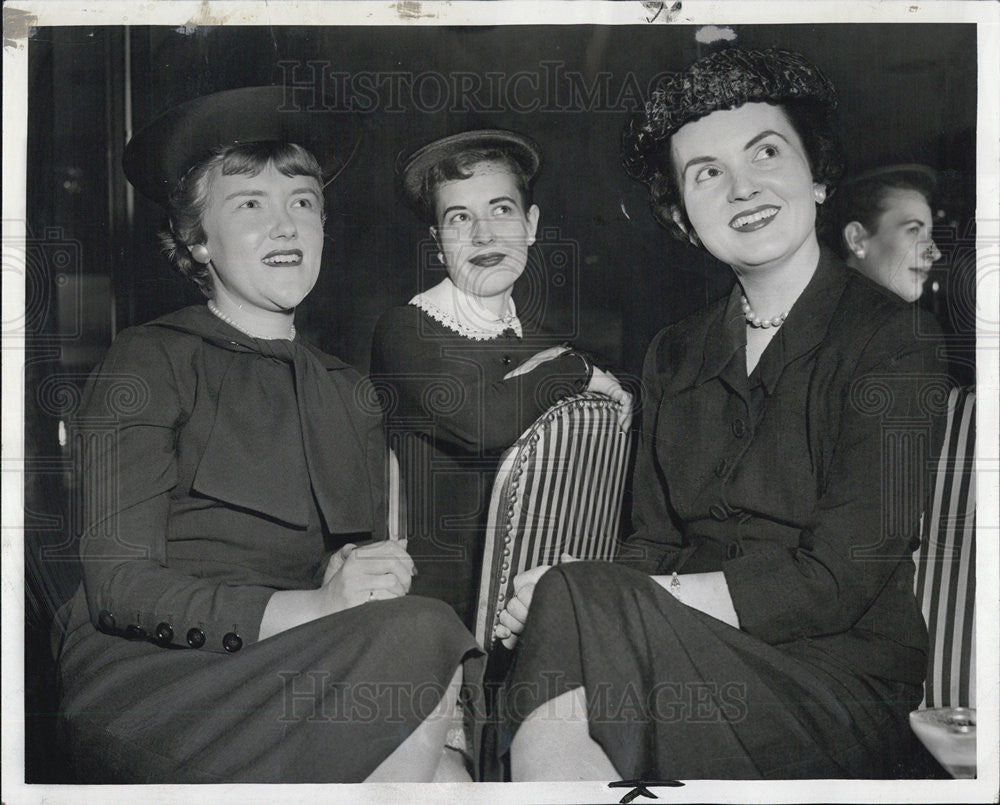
913, 386, 976, 709
474, 392, 632, 650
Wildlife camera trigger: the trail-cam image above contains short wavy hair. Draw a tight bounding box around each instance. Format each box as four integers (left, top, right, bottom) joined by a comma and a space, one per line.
417, 149, 533, 226
621, 47, 845, 244
158, 141, 325, 295
822, 166, 936, 260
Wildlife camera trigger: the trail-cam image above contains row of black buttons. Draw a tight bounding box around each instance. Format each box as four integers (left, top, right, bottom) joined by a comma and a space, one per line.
708, 419, 747, 516
706, 502, 747, 559
711, 415, 749, 559
97, 610, 242, 652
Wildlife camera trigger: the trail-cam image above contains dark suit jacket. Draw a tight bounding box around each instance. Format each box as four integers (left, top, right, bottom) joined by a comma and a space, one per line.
369, 304, 590, 626
63, 305, 387, 655
617, 250, 950, 685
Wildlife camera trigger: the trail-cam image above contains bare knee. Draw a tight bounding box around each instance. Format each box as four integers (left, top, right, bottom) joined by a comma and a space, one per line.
510, 687, 618, 781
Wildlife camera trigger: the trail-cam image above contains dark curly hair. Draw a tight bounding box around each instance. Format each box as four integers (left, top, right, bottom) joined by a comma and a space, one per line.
622, 47, 845, 244
822, 167, 936, 260
158, 141, 325, 296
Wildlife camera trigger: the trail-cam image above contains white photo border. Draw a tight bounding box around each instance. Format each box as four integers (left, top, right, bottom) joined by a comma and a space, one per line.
3, 2, 997, 803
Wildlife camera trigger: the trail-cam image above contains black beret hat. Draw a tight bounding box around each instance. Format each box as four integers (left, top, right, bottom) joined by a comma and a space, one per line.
397, 129, 541, 212
123, 85, 356, 207
623, 47, 838, 184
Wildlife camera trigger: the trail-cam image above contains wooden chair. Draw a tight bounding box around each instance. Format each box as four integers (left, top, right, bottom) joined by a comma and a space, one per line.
474, 392, 632, 650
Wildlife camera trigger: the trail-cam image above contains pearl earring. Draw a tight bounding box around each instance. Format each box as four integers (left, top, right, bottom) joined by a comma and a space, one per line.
855, 249, 866, 259
437, 251, 445, 264
190, 244, 211, 264
814, 186, 827, 203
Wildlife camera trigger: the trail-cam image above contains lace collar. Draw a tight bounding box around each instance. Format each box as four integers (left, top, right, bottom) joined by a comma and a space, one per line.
409, 278, 523, 341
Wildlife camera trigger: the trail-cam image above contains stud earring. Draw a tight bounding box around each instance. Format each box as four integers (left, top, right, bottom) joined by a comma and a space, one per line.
813, 186, 827, 204
855, 249, 866, 259
190, 244, 211, 264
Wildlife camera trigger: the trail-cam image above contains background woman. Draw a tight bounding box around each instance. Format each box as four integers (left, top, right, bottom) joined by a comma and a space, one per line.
494, 48, 948, 780
825, 163, 942, 301
53, 86, 482, 783
370, 130, 630, 631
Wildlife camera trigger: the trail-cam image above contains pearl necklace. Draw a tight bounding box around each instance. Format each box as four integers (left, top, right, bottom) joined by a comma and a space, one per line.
741, 295, 788, 330
208, 300, 296, 341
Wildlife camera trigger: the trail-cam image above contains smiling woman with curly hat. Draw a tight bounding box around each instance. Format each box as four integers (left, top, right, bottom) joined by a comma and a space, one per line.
493, 48, 950, 781
52, 86, 483, 784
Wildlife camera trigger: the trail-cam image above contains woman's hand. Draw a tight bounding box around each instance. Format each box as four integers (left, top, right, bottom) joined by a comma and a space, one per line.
320, 539, 416, 612
587, 367, 633, 431
506, 346, 633, 431
496, 553, 577, 649
258, 541, 415, 641
503, 345, 571, 380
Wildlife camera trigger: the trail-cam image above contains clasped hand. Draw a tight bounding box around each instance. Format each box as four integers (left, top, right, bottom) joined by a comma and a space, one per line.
588, 366, 633, 431
320, 539, 415, 613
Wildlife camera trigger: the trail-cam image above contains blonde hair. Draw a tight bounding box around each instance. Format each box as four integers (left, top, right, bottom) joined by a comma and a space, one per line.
158, 141, 324, 295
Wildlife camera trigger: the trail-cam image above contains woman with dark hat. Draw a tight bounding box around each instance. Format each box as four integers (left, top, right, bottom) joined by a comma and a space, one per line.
493, 48, 949, 779
52, 86, 483, 783
825, 163, 942, 302
369, 130, 631, 633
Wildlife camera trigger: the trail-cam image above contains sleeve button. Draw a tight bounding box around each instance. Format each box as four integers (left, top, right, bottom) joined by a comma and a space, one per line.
97, 610, 116, 633
222, 632, 243, 653
502, 355, 512, 366
155, 622, 174, 643
186, 627, 206, 649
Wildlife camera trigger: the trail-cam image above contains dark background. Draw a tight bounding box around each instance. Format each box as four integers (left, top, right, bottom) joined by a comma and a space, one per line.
23, 23, 978, 781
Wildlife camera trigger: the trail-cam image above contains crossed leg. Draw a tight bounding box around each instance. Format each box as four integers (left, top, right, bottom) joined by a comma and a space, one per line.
510, 686, 619, 781
365, 666, 470, 782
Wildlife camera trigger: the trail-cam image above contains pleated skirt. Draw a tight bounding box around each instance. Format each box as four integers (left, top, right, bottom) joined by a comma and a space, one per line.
56, 591, 484, 783
495, 562, 922, 779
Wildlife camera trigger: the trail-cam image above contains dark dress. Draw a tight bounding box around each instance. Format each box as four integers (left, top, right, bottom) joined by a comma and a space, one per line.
370, 302, 590, 630
498, 251, 950, 778
54, 305, 484, 783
